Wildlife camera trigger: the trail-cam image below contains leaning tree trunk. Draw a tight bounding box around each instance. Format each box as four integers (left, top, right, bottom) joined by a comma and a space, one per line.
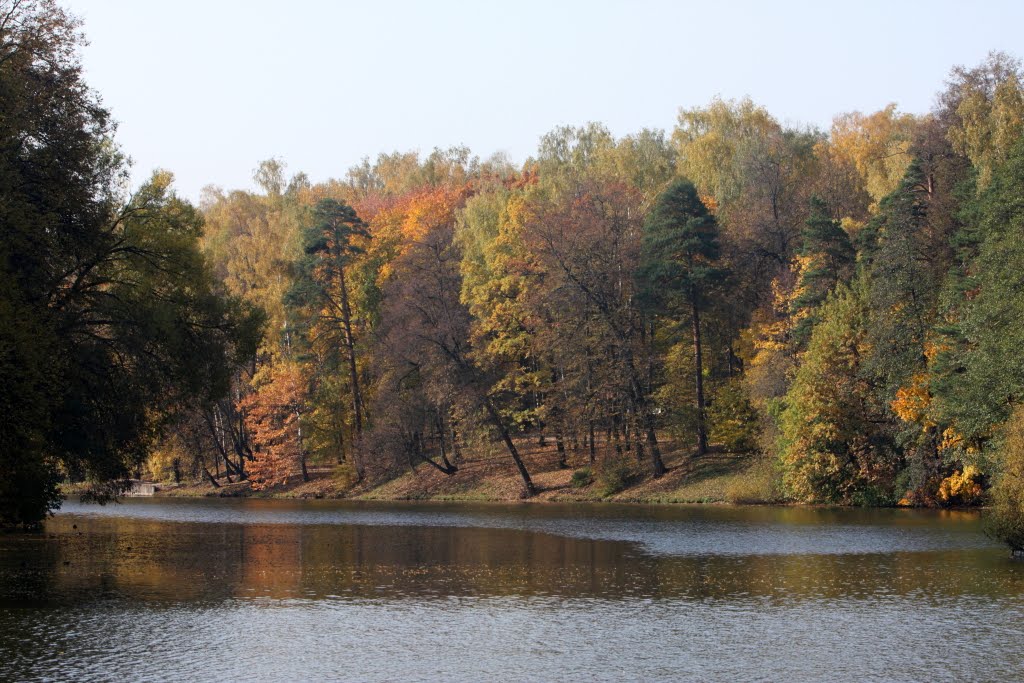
483, 398, 536, 497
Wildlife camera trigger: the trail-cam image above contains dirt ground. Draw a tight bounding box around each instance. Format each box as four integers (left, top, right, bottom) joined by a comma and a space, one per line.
152, 436, 782, 506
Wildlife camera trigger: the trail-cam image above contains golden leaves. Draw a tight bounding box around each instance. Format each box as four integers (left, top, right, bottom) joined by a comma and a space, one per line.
890, 373, 932, 426
937, 465, 984, 506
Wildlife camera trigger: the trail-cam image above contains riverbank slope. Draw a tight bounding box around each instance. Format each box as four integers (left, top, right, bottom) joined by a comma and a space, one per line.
145, 438, 784, 505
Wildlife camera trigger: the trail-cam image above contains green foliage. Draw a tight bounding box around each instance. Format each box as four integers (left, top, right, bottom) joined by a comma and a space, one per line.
639, 179, 725, 312
333, 463, 361, 491
6, 7, 1024, 516
672, 97, 781, 204
944, 51, 1024, 191
708, 379, 760, 453
789, 197, 855, 348
653, 340, 699, 440
778, 282, 898, 504
597, 457, 639, 497
933, 136, 1024, 445
860, 162, 942, 400
570, 467, 594, 489
986, 407, 1024, 552
0, 2, 261, 524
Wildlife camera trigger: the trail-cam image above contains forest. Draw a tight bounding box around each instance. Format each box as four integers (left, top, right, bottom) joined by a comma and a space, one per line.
3, 0, 1024, 549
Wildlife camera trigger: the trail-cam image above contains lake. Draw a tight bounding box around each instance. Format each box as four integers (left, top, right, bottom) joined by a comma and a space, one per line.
1, 498, 1022, 681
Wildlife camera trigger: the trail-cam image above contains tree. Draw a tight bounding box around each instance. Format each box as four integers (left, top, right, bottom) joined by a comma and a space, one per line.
778, 283, 897, 504
789, 197, 855, 348
987, 406, 1024, 552
521, 177, 667, 475
827, 105, 918, 209
373, 198, 536, 494
289, 199, 370, 439
942, 51, 1024, 191
0, 1, 262, 525
933, 136, 1024, 446
242, 362, 309, 488
640, 179, 727, 456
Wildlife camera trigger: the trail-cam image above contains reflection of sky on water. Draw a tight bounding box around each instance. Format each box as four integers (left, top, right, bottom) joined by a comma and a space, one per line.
4, 592, 1023, 682
58, 498, 1001, 557
3, 499, 1021, 682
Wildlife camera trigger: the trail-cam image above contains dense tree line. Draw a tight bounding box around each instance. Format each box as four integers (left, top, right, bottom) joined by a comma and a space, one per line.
0, 1, 260, 525
183, 51, 1024, 543
4, 1, 1024, 548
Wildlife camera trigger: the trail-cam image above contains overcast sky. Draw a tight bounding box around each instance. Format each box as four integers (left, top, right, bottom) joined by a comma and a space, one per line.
63, 0, 1024, 201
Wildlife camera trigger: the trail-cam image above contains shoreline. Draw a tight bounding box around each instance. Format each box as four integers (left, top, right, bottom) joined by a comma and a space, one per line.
155, 447, 786, 506
62, 446, 982, 510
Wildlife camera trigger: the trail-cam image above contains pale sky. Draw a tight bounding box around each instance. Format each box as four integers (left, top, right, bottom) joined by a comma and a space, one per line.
63, 0, 1024, 201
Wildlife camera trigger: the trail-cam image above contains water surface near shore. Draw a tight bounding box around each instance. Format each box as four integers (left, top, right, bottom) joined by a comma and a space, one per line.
1, 499, 1021, 681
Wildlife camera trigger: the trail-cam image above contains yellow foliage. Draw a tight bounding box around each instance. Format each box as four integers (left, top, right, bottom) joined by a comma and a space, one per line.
937, 466, 984, 506
145, 437, 185, 483
750, 273, 800, 355
939, 427, 965, 452
923, 339, 950, 362
840, 217, 865, 238
333, 463, 360, 491
890, 373, 933, 426
828, 104, 918, 209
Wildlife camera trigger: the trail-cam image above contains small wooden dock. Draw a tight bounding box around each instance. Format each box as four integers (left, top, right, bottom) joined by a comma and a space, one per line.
124, 480, 158, 497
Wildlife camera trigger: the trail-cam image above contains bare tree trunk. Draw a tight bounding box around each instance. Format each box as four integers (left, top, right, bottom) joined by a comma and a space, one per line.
589, 420, 596, 464
205, 410, 237, 482
297, 411, 309, 482
623, 412, 633, 452
338, 267, 363, 436
643, 416, 665, 475
414, 426, 457, 475
612, 414, 624, 456
436, 413, 456, 472
692, 298, 708, 457
451, 423, 463, 463
633, 416, 646, 463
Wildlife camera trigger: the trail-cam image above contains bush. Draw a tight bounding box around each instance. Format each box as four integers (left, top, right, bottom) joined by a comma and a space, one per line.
597, 457, 639, 497
333, 463, 360, 491
570, 467, 594, 488
708, 378, 760, 453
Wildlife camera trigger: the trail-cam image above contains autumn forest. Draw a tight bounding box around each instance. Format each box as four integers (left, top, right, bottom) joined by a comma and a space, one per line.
4, 1, 1024, 552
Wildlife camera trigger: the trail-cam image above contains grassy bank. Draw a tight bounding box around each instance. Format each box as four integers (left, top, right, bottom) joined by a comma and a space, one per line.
125, 438, 784, 506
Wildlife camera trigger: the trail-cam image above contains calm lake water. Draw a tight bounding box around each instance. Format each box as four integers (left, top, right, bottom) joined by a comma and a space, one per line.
1, 498, 1022, 682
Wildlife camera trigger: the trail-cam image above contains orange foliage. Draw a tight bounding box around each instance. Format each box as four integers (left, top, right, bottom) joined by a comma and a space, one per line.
241, 363, 306, 490
698, 192, 719, 214
368, 184, 473, 282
